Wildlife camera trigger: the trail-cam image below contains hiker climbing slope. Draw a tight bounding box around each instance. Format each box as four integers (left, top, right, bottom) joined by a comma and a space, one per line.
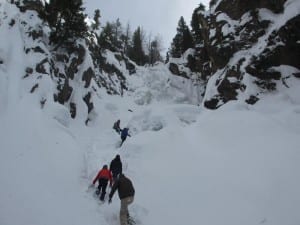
110, 155, 123, 182
113, 120, 122, 134
109, 173, 135, 225
120, 127, 131, 146
92, 165, 112, 201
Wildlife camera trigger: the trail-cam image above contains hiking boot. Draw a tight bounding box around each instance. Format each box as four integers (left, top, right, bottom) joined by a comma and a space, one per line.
127, 216, 135, 225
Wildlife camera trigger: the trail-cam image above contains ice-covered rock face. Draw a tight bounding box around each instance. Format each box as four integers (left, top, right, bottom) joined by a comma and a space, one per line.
168, 0, 300, 109
133, 90, 153, 105
127, 109, 165, 134
215, 0, 287, 20
126, 104, 200, 135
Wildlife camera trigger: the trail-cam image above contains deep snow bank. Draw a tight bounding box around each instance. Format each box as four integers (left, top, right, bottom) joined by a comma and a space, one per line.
0, 97, 107, 225
125, 101, 300, 225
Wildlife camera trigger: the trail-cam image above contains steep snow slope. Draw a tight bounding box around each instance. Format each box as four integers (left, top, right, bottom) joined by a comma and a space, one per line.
85, 90, 300, 225
1, 63, 300, 225
0, 99, 106, 225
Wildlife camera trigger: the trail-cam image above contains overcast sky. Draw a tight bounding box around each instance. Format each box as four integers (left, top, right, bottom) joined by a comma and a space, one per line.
83, 0, 209, 52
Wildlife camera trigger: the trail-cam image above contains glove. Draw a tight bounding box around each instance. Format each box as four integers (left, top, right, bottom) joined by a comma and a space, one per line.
89, 183, 94, 188
108, 198, 112, 204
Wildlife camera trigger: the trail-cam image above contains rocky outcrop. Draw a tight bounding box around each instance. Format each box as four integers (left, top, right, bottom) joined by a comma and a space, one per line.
169, 0, 300, 109
215, 0, 286, 20
168, 63, 189, 78
2, 1, 136, 124
167, 49, 196, 80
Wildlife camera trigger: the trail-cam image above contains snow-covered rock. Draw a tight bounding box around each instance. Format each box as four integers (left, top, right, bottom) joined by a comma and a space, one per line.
168, 0, 300, 109
0, 1, 136, 124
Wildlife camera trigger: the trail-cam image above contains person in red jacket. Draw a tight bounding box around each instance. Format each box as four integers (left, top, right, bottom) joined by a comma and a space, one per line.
92, 165, 112, 201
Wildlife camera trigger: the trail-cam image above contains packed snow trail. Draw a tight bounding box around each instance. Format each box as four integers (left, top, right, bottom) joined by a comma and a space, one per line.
75, 95, 149, 225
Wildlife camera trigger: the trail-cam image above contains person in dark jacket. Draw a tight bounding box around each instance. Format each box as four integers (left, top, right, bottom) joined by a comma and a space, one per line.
113, 120, 121, 134
120, 128, 131, 146
110, 155, 122, 182
109, 174, 135, 225
92, 165, 112, 201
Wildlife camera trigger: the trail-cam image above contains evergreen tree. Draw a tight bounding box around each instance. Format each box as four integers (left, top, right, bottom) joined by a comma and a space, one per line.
170, 16, 194, 58
45, 0, 88, 48
92, 9, 101, 31
148, 35, 163, 65
182, 26, 194, 52
111, 18, 122, 50
98, 22, 114, 51
209, 0, 218, 8
191, 4, 205, 47
128, 26, 146, 65
170, 34, 182, 58
98, 19, 124, 52
120, 23, 131, 54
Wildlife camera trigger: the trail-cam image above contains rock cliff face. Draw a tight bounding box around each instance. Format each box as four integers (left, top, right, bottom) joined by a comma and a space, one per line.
169, 0, 300, 109
0, 1, 135, 124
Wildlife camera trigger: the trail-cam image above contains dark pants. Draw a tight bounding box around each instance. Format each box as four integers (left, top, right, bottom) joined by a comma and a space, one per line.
120, 136, 127, 146
97, 178, 108, 201
112, 171, 121, 184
